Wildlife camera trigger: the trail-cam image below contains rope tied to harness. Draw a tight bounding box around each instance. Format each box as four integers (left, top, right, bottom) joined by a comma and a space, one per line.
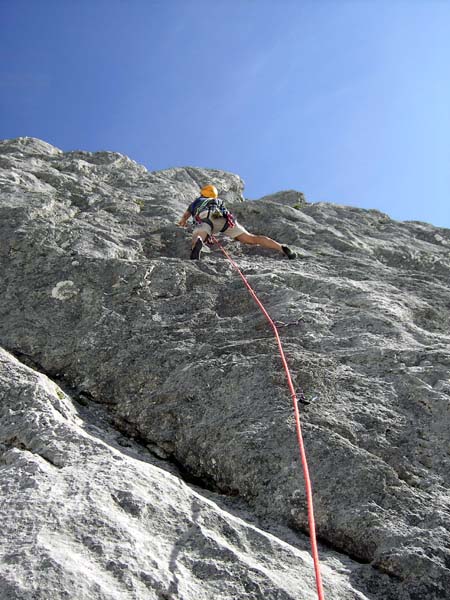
212, 236, 325, 600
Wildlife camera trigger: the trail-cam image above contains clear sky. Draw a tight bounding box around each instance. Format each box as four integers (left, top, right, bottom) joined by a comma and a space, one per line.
1, 0, 449, 229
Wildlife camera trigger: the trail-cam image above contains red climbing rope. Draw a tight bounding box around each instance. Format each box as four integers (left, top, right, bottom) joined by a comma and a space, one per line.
212, 237, 325, 600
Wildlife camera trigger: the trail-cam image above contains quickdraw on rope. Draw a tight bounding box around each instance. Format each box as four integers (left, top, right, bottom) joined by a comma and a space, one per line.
212, 236, 325, 600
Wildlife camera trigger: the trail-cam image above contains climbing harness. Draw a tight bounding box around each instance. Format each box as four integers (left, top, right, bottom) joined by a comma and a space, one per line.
191, 197, 235, 233
212, 236, 325, 600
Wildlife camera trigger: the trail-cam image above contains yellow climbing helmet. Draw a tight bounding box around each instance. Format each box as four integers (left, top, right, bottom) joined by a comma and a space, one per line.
200, 184, 218, 199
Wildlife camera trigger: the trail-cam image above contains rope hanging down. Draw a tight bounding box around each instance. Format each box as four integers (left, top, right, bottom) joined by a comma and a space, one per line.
212, 237, 325, 600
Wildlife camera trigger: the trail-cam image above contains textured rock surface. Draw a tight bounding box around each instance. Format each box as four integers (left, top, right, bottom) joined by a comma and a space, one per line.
2, 347, 370, 600
1, 137, 450, 599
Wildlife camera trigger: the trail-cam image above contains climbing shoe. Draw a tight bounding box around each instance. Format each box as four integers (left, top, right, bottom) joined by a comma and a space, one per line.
190, 237, 203, 260
282, 245, 297, 260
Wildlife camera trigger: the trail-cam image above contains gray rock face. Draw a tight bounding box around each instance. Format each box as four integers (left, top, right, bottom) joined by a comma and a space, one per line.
257, 189, 307, 208
2, 347, 366, 600
1, 136, 450, 599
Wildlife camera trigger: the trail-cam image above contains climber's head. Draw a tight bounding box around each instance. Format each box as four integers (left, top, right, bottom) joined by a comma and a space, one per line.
200, 185, 218, 199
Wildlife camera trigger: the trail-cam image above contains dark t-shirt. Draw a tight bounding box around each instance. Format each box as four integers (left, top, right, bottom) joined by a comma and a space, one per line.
188, 196, 207, 216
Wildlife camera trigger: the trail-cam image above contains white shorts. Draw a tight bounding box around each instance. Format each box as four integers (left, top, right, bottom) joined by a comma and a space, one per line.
193, 216, 248, 239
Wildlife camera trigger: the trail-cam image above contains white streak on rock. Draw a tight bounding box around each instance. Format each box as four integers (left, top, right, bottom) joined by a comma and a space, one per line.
51, 281, 79, 300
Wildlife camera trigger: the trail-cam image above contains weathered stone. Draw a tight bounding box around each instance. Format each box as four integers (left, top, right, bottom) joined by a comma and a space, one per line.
1, 136, 450, 599
0, 348, 379, 599
257, 189, 307, 208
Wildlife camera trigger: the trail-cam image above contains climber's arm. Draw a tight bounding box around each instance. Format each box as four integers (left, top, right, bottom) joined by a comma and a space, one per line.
177, 209, 191, 227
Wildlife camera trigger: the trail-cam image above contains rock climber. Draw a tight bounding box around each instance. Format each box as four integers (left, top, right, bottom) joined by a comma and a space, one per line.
177, 184, 297, 260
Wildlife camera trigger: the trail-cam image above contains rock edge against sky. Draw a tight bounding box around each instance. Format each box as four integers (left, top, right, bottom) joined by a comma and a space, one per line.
1, 137, 450, 599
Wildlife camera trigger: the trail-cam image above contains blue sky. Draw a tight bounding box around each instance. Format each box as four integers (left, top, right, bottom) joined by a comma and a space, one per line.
1, 0, 449, 228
